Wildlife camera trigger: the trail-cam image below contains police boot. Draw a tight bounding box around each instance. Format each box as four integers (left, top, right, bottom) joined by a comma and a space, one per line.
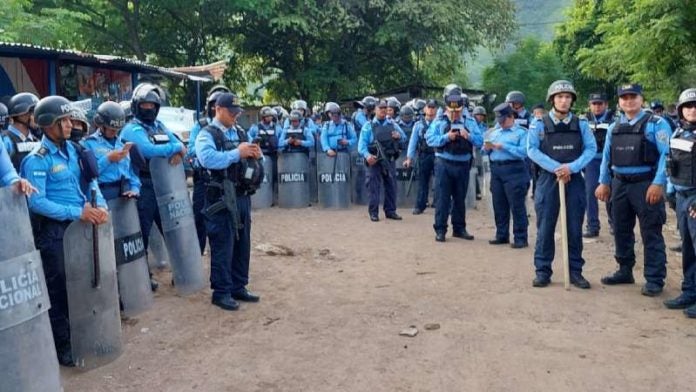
664, 293, 696, 309
684, 303, 696, 319
601, 265, 634, 285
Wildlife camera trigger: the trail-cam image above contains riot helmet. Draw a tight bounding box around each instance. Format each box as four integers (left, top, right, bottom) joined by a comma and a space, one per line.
399, 106, 415, 122
324, 102, 341, 115
0, 103, 8, 130
677, 88, 696, 120
207, 85, 231, 96
361, 96, 377, 110
443, 84, 461, 100
472, 106, 487, 116
206, 90, 225, 118
94, 101, 127, 130
34, 96, 73, 128
505, 91, 526, 105
8, 92, 39, 117
650, 100, 665, 111
546, 80, 577, 104
131, 83, 161, 122
289, 109, 303, 123
291, 100, 308, 114
259, 106, 276, 122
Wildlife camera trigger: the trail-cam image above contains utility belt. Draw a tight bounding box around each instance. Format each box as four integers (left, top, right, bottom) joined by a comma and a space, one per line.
436, 157, 470, 167
490, 159, 525, 166
192, 167, 210, 182
613, 170, 655, 183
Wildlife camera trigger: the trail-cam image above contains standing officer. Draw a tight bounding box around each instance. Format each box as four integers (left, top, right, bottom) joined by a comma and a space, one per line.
472, 106, 488, 200
426, 88, 483, 242
249, 106, 282, 154
69, 108, 90, 142
583, 93, 614, 238
82, 101, 140, 200
279, 110, 315, 152
320, 102, 356, 155
532, 103, 546, 121
506, 91, 532, 129
21, 95, 108, 366
3, 92, 40, 171
664, 88, 696, 317
358, 99, 407, 222
650, 100, 677, 131
352, 96, 377, 136
404, 99, 437, 214
485, 103, 529, 248
196, 93, 263, 311
386, 97, 401, 120
284, 100, 318, 135
596, 84, 671, 297
187, 86, 230, 255
121, 83, 186, 290
527, 80, 596, 288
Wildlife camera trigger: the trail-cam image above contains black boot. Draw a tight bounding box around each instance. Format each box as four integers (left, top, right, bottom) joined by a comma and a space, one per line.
601, 265, 634, 285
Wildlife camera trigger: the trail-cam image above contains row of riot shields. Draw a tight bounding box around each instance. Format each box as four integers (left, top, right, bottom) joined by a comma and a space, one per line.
0, 157, 205, 388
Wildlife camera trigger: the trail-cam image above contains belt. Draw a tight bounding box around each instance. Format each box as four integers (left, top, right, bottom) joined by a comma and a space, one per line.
677, 188, 696, 198
614, 171, 654, 183
436, 157, 470, 167
99, 180, 121, 188
490, 159, 525, 166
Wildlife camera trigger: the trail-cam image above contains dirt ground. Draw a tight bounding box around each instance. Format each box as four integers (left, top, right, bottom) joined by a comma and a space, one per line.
62, 198, 696, 392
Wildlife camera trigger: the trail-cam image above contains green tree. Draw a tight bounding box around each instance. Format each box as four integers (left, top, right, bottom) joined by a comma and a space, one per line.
482, 38, 566, 108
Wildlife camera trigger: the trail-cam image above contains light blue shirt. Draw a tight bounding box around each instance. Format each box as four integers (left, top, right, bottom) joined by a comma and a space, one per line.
598, 110, 671, 186
352, 111, 369, 132
248, 121, 282, 140
196, 119, 249, 169
3, 124, 40, 156
527, 111, 596, 174
185, 118, 210, 163
283, 118, 318, 136
81, 130, 141, 194
487, 125, 528, 161
407, 118, 435, 159
357, 117, 407, 159
20, 137, 106, 221
0, 141, 20, 186
120, 119, 183, 159
278, 124, 315, 151
320, 120, 356, 152
425, 114, 483, 162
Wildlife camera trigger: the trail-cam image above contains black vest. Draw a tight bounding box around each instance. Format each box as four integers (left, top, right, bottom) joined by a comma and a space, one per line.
436, 121, 473, 156
255, 122, 278, 154
610, 115, 659, 168
513, 111, 532, 129
205, 124, 264, 193
668, 126, 696, 187
539, 114, 584, 164
586, 111, 614, 154
284, 126, 308, 154
371, 121, 400, 159
3, 131, 40, 170
417, 119, 434, 155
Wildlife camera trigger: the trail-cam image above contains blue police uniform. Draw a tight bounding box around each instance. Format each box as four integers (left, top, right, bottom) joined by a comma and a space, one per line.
186, 118, 212, 255
598, 110, 671, 288
358, 117, 407, 218
196, 118, 253, 301
120, 118, 183, 252
426, 114, 483, 236
20, 137, 106, 361
81, 130, 141, 201
248, 120, 282, 154
487, 124, 529, 245
352, 110, 369, 137
0, 140, 20, 185
583, 110, 614, 235
513, 108, 532, 129
320, 119, 357, 152
527, 111, 596, 281
668, 123, 696, 308
3, 124, 41, 170
283, 117, 318, 137
407, 117, 436, 212
278, 124, 315, 152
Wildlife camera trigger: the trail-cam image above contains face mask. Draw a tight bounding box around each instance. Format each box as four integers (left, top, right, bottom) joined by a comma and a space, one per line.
70, 128, 85, 142
138, 108, 158, 123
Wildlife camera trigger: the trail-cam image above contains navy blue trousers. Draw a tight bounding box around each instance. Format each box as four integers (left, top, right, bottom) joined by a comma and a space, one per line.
533, 172, 586, 279
192, 170, 208, 255
205, 195, 252, 300
367, 159, 397, 216
490, 160, 529, 244
583, 157, 613, 233
677, 191, 696, 297
415, 152, 435, 211
433, 158, 470, 234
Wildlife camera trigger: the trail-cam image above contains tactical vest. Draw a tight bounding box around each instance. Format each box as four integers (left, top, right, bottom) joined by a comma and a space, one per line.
198, 117, 209, 128
255, 122, 278, 153
285, 126, 308, 153
513, 111, 532, 129
539, 115, 584, 164
610, 115, 659, 168
398, 121, 414, 140
371, 121, 400, 160
587, 111, 613, 153
327, 122, 350, 151
205, 124, 264, 193
3, 130, 40, 170
668, 126, 696, 187
417, 119, 434, 155
436, 122, 473, 156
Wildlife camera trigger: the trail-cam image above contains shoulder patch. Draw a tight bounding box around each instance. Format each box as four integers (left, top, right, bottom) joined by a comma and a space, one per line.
36, 147, 48, 157
656, 132, 669, 143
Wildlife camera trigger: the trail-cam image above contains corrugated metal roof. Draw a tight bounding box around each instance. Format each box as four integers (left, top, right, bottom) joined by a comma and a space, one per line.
0, 41, 206, 80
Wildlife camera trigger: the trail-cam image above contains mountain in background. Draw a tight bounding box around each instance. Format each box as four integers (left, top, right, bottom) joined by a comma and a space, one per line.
466, 0, 569, 87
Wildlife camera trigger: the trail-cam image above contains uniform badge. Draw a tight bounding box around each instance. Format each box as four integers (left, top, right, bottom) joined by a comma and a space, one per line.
657, 132, 668, 144
51, 164, 67, 174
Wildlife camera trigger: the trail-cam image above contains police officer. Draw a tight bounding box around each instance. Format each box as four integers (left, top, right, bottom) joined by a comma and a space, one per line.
121, 83, 186, 290
284, 100, 318, 136
249, 106, 282, 155
472, 106, 488, 200
386, 97, 401, 120
21, 95, 108, 366
426, 88, 483, 242
81, 101, 141, 201
279, 110, 315, 152
528, 80, 596, 288
3, 92, 41, 171
358, 99, 407, 221
187, 85, 231, 255
69, 107, 90, 142
485, 103, 530, 248
532, 103, 546, 121
352, 96, 377, 134
397, 105, 416, 138
595, 84, 671, 296
664, 88, 696, 317
320, 102, 356, 155
582, 93, 614, 238
506, 91, 532, 129
196, 93, 263, 311
0, 102, 9, 131
404, 99, 437, 214
650, 100, 677, 131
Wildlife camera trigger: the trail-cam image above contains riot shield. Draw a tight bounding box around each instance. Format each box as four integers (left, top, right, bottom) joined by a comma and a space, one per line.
251, 155, 274, 209
308, 141, 319, 204
350, 150, 368, 205
465, 166, 478, 210
277, 152, 310, 208
63, 218, 122, 370
317, 151, 351, 209
148, 224, 170, 270
108, 198, 153, 317
149, 157, 205, 295
0, 187, 61, 392
395, 152, 418, 208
